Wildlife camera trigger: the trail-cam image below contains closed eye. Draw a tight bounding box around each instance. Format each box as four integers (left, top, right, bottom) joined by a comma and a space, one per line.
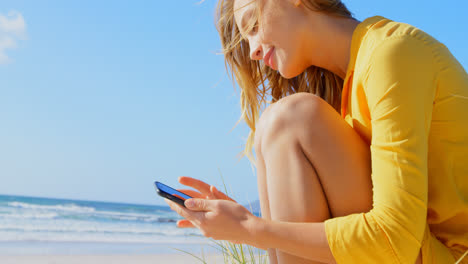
240, 9, 258, 40
242, 19, 258, 44
250, 21, 258, 34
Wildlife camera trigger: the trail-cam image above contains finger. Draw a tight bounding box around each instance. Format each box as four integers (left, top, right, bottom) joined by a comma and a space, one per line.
210, 185, 236, 202
166, 198, 204, 222
185, 198, 215, 212
179, 176, 211, 195
177, 189, 204, 199
164, 198, 173, 208
165, 199, 192, 219
205, 191, 216, 200
166, 201, 196, 228
177, 220, 195, 228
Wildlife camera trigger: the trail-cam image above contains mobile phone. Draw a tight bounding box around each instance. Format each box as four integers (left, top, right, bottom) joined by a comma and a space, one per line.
154, 181, 192, 207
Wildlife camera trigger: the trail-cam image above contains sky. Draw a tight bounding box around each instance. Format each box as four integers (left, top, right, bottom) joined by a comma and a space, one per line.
0, 0, 467, 206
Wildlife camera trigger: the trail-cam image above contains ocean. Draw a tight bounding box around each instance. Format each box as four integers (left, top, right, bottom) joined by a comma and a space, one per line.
0, 194, 211, 255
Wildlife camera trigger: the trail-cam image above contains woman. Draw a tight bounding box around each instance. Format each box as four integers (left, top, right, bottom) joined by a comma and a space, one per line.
165, 0, 468, 263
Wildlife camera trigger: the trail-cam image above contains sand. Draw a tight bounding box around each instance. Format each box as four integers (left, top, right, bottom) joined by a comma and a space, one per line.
0, 254, 226, 264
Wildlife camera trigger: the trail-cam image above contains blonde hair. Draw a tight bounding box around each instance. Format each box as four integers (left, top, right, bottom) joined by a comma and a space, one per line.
216, 0, 355, 164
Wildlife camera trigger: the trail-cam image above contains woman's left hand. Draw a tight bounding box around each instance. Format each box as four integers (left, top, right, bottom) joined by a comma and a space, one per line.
165, 198, 260, 246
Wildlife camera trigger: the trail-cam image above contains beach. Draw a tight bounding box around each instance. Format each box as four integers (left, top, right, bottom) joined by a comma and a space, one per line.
0, 194, 266, 263
0, 240, 227, 264
0, 240, 226, 263
0, 254, 226, 264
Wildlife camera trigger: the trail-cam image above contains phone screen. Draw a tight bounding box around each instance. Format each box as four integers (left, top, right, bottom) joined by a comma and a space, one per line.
154, 181, 192, 206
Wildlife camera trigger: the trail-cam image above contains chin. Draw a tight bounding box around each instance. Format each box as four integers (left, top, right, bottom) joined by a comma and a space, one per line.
278, 65, 303, 79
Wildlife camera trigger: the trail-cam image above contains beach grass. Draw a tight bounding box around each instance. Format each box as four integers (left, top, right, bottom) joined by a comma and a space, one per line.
175, 169, 268, 263
174, 239, 267, 264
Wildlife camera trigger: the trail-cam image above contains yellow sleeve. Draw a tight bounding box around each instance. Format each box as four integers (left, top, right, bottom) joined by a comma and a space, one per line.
325, 36, 437, 263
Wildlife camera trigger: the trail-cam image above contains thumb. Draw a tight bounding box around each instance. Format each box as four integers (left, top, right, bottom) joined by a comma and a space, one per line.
185, 198, 212, 211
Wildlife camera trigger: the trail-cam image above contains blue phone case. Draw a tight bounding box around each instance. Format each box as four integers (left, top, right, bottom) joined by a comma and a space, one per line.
154, 181, 192, 207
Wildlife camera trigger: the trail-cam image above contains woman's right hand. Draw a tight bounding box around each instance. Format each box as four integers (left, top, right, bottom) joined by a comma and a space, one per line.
175, 176, 237, 228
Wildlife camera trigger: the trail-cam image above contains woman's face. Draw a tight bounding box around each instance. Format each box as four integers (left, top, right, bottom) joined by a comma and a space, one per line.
233, 0, 322, 78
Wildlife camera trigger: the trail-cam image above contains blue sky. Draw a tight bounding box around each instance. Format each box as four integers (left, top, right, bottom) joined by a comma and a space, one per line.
0, 0, 466, 206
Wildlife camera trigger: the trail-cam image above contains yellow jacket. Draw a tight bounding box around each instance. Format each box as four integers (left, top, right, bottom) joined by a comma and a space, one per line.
324, 16, 468, 263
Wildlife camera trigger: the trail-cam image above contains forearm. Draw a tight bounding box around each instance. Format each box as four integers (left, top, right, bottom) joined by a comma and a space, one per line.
248, 217, 336, 264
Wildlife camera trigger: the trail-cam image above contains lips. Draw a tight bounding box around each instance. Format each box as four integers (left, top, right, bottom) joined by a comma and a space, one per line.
263, 47, 275, 68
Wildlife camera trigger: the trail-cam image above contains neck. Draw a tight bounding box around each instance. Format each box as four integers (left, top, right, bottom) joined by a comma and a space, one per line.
304, 16, 361, 80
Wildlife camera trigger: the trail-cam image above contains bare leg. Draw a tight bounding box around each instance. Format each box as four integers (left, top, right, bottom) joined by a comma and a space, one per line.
254, 93, 373, 263
256, 143, 279, 264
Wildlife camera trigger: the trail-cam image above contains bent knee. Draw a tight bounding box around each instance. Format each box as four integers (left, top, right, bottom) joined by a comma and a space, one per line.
255, 93, 333, 152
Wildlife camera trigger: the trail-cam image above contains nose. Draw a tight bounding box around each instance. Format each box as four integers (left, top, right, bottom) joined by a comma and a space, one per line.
249, 41, 263, 61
